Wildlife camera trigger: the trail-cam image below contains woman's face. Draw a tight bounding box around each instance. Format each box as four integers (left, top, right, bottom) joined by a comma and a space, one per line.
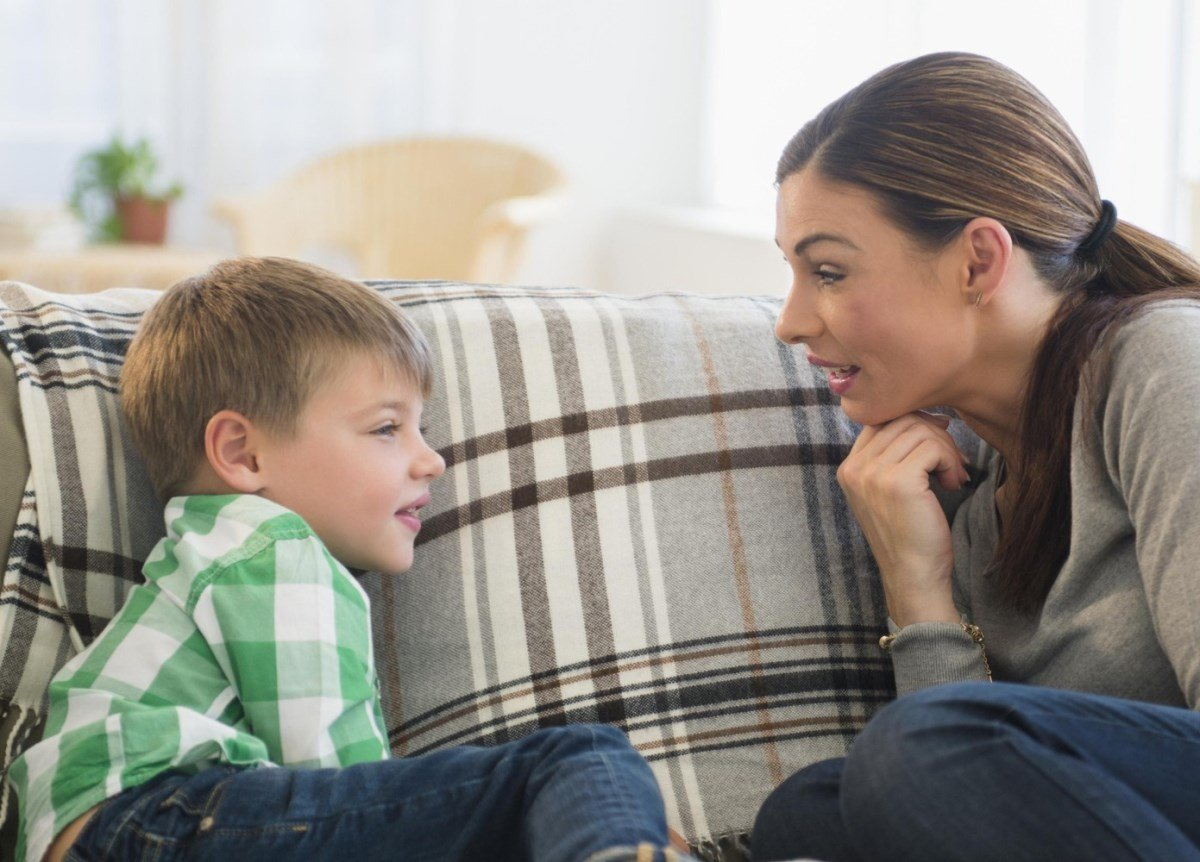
775, 168, 975, 426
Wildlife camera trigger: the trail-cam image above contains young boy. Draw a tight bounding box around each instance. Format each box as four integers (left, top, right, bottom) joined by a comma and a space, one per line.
8, 258, 691, 862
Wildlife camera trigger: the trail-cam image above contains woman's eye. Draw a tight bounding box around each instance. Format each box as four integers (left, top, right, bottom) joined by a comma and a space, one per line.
814, 268, 844, 286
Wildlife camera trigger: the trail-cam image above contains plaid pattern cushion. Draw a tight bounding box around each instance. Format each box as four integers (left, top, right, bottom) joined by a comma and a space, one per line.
365, 283, 891, 861
0, 282, 164, 831
0, 279, 942, 861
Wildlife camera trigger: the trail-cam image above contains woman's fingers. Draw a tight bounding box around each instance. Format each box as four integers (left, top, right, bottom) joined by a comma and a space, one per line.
845, 413, 970, 489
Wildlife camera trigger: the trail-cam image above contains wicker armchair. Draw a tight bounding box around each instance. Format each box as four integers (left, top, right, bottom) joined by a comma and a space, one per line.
213, 137, 567, 283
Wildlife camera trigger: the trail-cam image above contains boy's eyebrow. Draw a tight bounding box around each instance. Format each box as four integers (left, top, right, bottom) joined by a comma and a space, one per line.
352, 400, 413, 418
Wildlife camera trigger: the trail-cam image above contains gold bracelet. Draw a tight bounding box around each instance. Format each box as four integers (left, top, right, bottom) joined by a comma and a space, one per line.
879, 622, 993, 682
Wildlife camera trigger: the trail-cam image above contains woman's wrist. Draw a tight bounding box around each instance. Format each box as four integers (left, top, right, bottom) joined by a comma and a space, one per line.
885, 592, 961, 629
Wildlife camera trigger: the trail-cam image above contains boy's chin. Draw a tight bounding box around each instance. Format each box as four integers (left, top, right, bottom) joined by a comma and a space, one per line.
341, 555, 414, 578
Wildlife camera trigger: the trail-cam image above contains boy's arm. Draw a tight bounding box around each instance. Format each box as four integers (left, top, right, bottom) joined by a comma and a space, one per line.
191, 531, 390, 768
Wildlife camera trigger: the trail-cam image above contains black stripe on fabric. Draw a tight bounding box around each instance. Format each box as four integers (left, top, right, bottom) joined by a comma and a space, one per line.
0, 596, 64, 623
388, 623, 885, 731
391, 657, 892, 752
7, 320, 137, 348
393, 646, 889, 742
483, 298, 569, 730
389, 623, 882, 729
11, 373, 120, 395
417, 443, 849, 545
392, 663, 894, 754
47, 545, 147, 585
438, 387, 838, 469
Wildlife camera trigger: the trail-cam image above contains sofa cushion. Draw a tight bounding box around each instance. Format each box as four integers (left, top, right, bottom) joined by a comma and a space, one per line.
364, 282, 895, 860
0, 279, 950, 861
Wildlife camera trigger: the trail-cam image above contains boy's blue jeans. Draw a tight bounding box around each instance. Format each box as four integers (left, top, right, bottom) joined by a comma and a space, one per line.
64, 724, 685, 862
752, 681, 1200, 861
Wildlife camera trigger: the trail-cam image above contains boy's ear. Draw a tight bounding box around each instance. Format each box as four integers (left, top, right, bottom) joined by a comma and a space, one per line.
205, 410, 266, 493
958, 216, 1013, 306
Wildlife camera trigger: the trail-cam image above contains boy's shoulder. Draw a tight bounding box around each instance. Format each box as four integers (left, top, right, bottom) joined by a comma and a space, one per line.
149, 494, 336, 609
163, 494, 313, 543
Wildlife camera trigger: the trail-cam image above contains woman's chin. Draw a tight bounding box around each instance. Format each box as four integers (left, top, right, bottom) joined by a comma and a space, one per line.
839, 399, 907, 428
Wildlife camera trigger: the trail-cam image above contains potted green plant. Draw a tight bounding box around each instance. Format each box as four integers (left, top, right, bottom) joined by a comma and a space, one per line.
68, 134, 183, 244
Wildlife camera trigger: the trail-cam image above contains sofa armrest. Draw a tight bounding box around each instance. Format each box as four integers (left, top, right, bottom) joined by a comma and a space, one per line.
0, 343, 28, 572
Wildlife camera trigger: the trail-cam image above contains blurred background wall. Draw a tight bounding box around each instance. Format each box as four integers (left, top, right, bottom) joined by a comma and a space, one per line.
3, 0, 1198, 295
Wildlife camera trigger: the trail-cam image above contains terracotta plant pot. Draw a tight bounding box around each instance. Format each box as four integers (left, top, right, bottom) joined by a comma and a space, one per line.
115, 195, 170, 244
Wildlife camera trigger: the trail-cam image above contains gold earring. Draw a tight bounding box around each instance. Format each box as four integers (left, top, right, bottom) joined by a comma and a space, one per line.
973, 291, 984, 307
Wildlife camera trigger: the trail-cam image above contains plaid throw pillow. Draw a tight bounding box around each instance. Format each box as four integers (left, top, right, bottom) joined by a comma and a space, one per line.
0, 279, 930, 861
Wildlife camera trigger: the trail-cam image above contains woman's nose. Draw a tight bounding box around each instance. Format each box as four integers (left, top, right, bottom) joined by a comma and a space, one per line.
774, 283, 822, 345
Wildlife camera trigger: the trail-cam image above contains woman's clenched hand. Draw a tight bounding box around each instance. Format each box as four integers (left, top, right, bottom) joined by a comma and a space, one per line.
837, 411, 970, 627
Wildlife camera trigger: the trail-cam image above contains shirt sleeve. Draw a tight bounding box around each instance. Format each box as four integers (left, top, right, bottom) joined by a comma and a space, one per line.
190, 530, 390, 767
1101, 306, 1200, 710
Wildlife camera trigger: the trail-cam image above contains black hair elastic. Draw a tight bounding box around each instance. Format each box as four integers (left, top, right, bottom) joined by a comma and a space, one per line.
1076, 199, 1117, 256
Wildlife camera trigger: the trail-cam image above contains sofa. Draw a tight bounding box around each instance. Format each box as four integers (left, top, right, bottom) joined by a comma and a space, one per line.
0, 276, 983, 861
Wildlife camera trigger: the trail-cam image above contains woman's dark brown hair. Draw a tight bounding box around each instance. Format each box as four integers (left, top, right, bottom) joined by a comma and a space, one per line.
777, 51, 1200, 612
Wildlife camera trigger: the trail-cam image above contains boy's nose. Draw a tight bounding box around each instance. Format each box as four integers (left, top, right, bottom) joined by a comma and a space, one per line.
419, 444, 447, 480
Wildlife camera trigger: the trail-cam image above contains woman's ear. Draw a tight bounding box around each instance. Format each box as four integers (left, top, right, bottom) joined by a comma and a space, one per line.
204, 410, 266, 493
960, 217, 1013, 306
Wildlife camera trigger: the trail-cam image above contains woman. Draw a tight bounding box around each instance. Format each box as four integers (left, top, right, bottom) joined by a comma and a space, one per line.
752, 52, 1200, 862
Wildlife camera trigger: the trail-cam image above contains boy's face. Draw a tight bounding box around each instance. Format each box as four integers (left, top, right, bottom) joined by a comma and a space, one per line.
255, 354, 445, 575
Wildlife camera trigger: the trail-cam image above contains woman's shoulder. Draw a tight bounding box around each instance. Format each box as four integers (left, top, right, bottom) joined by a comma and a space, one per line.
1106, 299, 1200, 377
1112, 298, 1200, 336
1088, 300, 1200, 451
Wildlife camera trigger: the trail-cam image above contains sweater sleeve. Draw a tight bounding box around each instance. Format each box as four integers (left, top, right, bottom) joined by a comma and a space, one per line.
886, 455, 999, 695
886, 619, 991, 695
1100, 305, 1200, 710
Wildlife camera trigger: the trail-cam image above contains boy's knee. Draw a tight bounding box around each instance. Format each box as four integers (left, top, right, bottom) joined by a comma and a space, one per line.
524, 723, 636, 759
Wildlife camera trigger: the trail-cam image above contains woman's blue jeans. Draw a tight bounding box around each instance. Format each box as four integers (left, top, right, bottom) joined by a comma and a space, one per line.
65, 724, 683, 862
752, 681, 1200, 861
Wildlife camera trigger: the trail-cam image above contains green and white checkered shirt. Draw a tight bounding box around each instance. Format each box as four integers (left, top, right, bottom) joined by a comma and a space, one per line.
8, 494, 390, 862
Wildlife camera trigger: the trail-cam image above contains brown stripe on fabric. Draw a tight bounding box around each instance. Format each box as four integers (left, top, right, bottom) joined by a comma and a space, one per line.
391, 632, 873, 745
419, 444, 846, 546
18, 367, 120, 389
675, 297, 783, 786
541, 300, 627, 727
634, 713, 873, 753
0, 584, 65, 612
485, 299, 566, 726
439, 387, 834, 469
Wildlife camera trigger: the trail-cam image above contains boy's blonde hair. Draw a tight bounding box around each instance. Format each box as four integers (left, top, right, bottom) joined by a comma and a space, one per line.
120, 256, 434, 500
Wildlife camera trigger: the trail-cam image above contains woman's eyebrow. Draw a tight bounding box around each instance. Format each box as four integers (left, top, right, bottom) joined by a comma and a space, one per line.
792, 233, 860, 256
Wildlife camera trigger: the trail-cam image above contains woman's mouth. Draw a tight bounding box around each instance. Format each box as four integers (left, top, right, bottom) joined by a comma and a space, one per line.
807, 356, 862, 395
825, 365, 861, 395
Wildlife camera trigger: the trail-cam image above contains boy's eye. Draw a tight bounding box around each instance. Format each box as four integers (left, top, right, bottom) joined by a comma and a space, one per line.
373, 423, 399, 437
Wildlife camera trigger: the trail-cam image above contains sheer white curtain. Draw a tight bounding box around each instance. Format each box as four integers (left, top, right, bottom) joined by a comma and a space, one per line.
1, 0, 435, 247
705, 0, 1195, 247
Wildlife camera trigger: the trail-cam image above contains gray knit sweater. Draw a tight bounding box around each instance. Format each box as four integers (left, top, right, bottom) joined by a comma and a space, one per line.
888, 302, 1200, 710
